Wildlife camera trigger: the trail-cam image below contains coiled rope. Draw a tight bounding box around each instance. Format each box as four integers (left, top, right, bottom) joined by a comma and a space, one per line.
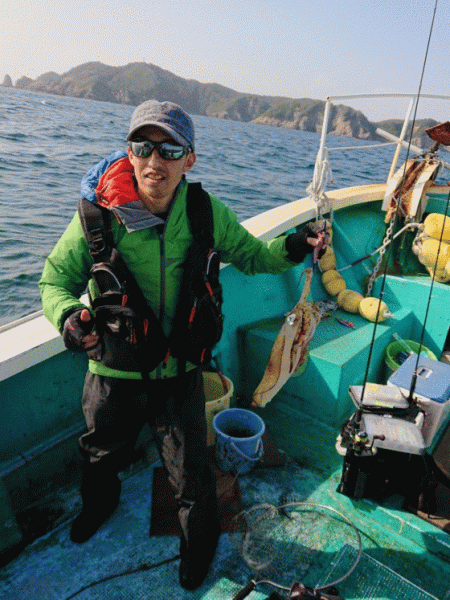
306, 146, 333, 221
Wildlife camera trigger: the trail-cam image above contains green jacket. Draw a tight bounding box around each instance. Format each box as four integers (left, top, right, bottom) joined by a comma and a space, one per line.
39, 178, 295, 379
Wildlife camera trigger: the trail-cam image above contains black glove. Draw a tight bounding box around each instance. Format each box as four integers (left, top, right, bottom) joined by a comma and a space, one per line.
285, 223, 325, 263
62, 308, 97, 352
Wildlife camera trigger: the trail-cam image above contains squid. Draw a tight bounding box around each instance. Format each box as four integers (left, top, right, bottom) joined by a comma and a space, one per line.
252, 268, 321, 407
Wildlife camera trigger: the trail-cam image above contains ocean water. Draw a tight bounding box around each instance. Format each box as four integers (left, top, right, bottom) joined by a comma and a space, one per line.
0, 87, 408, 325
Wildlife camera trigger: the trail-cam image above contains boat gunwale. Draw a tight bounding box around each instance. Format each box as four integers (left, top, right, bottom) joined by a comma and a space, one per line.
0, 183, 388, 380
3, 181, 450, 381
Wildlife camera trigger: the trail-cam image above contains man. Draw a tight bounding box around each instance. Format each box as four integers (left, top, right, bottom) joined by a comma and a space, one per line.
39, 100, 322, 590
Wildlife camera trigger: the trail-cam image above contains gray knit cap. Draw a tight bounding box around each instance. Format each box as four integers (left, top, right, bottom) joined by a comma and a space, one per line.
127, 100, 195, 150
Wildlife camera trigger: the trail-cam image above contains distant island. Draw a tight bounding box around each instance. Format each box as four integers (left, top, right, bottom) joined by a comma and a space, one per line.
1, 62, 438, 147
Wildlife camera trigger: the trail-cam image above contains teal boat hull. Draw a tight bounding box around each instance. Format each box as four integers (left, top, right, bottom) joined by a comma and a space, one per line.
1, 180, 450, 598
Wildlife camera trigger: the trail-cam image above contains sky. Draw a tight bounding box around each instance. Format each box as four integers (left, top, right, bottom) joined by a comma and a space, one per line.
1, 0, 449, 121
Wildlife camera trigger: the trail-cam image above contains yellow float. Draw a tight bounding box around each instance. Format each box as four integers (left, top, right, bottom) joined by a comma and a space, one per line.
321, 269, 346, 296
359, 297, 392, 322
337, 289, 364, 313
319, 246, 337, 271
413, 213, 450, 283
423, 213, 450, 242
319, 222, 391, 322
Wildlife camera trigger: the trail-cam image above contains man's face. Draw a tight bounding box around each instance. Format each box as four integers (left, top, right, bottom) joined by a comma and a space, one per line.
127, 125, 196, 213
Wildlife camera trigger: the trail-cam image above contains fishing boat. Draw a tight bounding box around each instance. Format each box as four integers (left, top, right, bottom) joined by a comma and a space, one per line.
1, 93, 450, 600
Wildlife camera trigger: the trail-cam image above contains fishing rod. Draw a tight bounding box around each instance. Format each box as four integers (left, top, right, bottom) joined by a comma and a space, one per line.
358, 0, 441, 412
407, 188, 450, 403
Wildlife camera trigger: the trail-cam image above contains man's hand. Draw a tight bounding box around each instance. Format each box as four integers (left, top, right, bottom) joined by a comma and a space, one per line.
62, 309, 100, 353
285, 223, 328, 263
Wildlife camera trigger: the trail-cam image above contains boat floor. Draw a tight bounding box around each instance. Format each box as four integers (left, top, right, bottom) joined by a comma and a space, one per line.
1, 438, 450, 600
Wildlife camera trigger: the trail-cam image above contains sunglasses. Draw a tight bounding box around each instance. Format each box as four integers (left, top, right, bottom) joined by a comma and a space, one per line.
128, 140, 189, 160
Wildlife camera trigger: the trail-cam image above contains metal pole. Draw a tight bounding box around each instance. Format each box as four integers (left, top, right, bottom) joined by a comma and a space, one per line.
318, 97, 331, 163
387, 96, 415, 182
312, 98, 331, 190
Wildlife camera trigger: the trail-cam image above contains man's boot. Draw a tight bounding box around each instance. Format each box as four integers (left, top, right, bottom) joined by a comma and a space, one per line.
70, 460, 121, 543
178, 471, 220, 590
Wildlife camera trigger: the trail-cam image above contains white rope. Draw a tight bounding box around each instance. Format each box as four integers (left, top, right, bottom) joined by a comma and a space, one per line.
306, 147, 333, 220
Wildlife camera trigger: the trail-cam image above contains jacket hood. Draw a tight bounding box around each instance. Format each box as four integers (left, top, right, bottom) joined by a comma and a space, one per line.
80, 150, 127, 203
80, 150, 166, 232
96, 156, 139, 208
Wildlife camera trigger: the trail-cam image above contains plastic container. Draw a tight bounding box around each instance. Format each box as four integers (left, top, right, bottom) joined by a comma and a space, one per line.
203, 371, 234, 446
360, 413, 426, 455
384, 340, 437, 379
213, 408, 265, 474
388, 353, 450, 446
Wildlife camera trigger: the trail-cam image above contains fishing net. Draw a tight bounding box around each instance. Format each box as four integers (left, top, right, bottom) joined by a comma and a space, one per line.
229, 502, 362, 599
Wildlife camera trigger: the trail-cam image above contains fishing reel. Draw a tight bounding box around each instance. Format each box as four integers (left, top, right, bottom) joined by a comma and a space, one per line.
337, 393, 428, 503
336, 411, 385, 459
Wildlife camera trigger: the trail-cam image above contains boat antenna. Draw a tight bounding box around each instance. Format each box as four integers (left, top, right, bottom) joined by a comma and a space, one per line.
360, 0, 440, 407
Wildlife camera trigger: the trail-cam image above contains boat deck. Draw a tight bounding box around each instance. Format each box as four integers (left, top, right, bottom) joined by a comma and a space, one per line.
2, 182, 450, 598
1, 412, 449, 600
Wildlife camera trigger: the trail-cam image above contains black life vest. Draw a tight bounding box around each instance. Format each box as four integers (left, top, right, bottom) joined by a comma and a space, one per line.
78, 182, 223, 375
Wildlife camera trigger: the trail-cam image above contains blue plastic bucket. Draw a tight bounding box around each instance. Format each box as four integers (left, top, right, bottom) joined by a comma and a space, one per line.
212, 408, 265, 474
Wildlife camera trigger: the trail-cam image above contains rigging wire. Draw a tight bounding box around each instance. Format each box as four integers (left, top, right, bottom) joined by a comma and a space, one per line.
337, 222, 423, 272
359, 0, 440, 408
